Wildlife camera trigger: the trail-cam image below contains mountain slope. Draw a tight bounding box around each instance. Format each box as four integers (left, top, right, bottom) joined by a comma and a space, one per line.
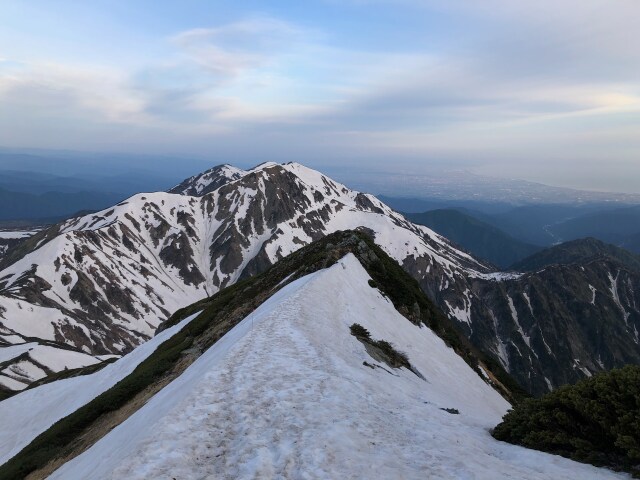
0, 230, 520, 478
1, 233, 623, 479
0, 230, 36, 263
406, 209, 542, 268
0, 310, 201, 465
464, 257, 640, 394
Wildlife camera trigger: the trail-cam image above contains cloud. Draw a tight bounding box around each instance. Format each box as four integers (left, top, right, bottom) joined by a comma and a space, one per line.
0, 5, 639, 193
0, 62, 144, 122
170, 18, 305, 79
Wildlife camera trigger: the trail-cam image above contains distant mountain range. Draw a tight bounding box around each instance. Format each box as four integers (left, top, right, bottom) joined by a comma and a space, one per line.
0, 187, 121, 222
511, 237, 640, 273
384, 196, 640, 253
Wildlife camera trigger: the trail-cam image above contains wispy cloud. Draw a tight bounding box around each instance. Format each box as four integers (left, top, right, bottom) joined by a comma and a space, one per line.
171, 18, 304, 79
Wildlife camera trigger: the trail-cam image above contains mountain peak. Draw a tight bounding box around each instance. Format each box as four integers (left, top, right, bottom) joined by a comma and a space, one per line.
168, 162, 334, 198
168, 164, 247, 196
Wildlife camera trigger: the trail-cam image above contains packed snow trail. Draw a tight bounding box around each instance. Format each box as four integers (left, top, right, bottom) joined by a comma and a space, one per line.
50, 255, 628, 479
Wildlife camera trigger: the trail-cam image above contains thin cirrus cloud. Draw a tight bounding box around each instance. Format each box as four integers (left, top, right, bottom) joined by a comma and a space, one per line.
0, 1, 638, 191
170, 18, 305, 78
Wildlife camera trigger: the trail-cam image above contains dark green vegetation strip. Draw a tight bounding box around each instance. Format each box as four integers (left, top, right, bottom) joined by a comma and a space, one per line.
493, 365, 640, 477
0, 388, 11, 402
0, 230, 525, 479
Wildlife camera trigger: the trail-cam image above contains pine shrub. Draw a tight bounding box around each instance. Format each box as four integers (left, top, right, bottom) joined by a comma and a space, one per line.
349, 323, 371, 339
493, 365, 640, 477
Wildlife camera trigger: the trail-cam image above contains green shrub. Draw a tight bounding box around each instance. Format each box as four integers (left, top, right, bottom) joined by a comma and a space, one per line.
440, 407, 460, 414
493, 365, 640, 477
349, 324, 411, 370
373, 339, 410, 367
349, 323, 371, 339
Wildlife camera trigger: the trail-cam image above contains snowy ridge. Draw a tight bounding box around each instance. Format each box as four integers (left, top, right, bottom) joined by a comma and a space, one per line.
48, 255, 625, 479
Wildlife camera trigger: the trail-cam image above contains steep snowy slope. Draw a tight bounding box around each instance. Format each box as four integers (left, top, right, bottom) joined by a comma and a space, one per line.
0, 310, 201, 465
0, 343, 102, 393
48, 254, 625, 479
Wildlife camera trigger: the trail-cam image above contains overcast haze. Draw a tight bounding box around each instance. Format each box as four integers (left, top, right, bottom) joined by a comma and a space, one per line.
0, 1, 638, 193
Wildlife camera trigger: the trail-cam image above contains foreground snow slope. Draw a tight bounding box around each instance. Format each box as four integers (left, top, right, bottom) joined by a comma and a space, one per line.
0, 311, 201, 466
51, 255, 625, 479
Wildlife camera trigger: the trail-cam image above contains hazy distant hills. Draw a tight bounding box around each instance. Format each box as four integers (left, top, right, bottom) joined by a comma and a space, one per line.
511, 237, 640, 273
405, 209, 541, 269
482, 205, 640, 254
384, 195, 640, 253
403, 206, 640, 273
0, 150, 214, 221
546, 205, 640, 252
0, 187, 122, 221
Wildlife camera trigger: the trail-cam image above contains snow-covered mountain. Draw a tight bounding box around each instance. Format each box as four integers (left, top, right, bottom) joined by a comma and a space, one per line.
0, 162, 639, 396
0, 237, 625, 479
0, 162, 489, 392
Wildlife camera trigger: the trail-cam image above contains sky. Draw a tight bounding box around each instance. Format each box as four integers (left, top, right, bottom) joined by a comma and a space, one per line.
0, 0, 639, 193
